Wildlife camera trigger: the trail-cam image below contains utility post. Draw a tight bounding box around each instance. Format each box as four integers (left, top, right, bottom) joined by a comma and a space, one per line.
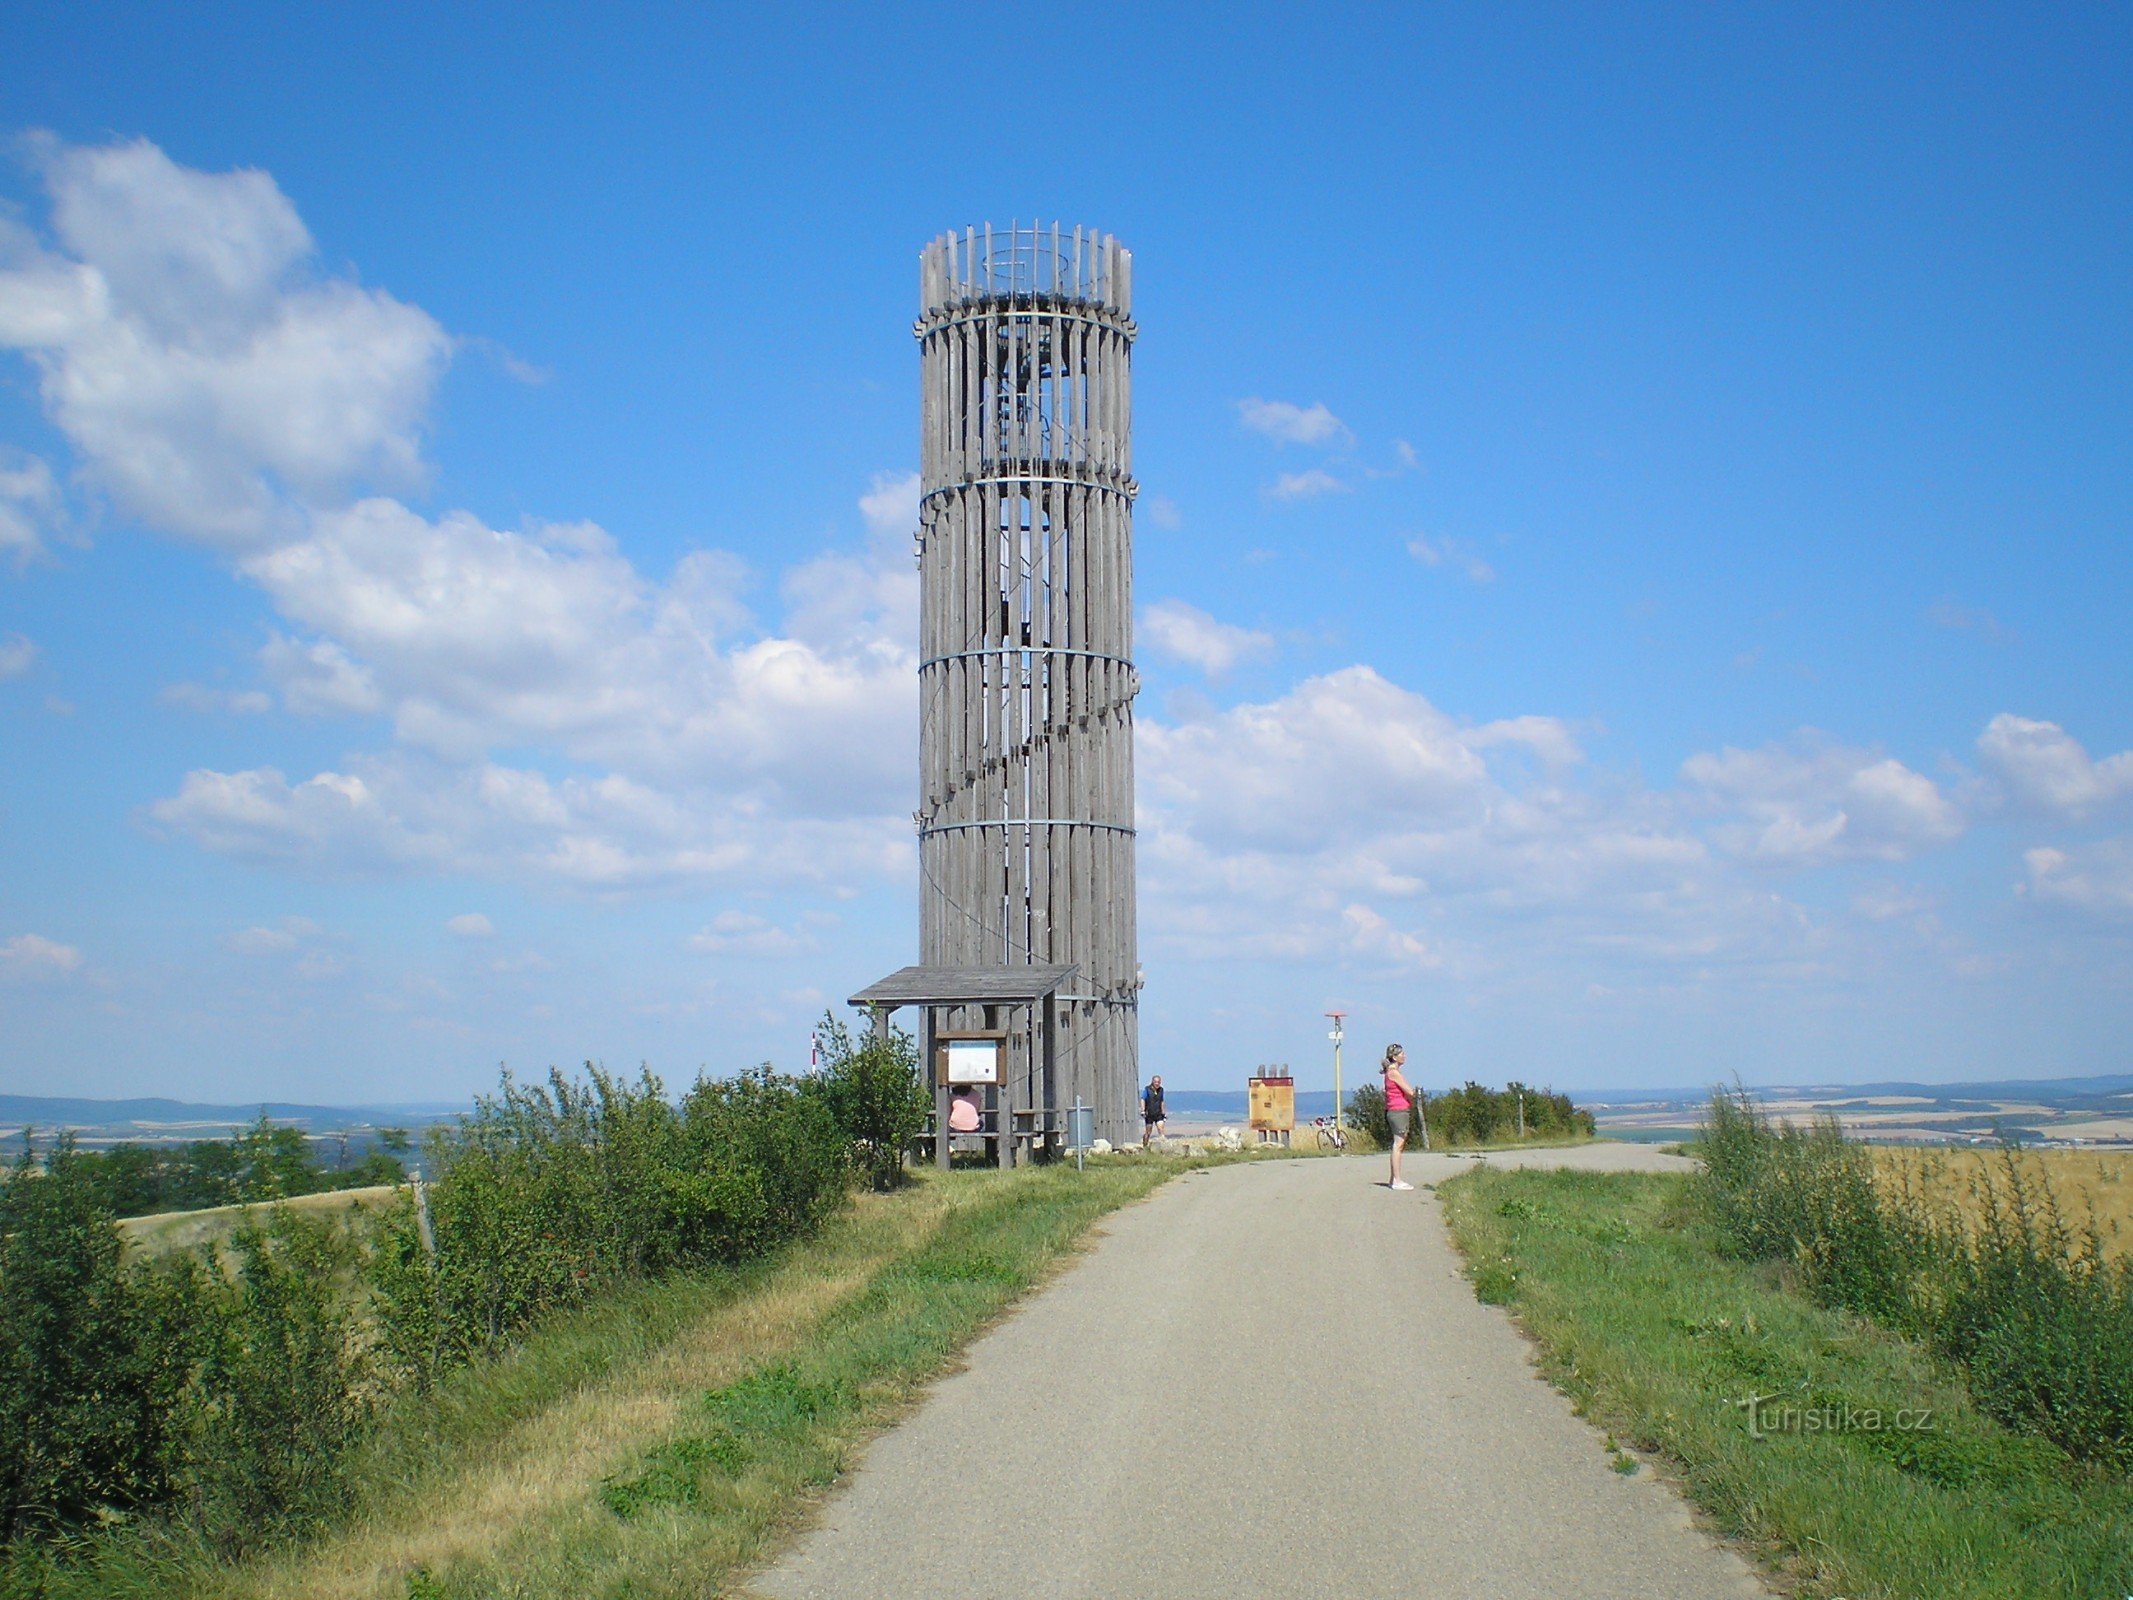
1325, 1011, 1346, 1133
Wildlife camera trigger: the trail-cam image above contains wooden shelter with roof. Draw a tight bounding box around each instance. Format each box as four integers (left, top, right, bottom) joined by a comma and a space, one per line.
849, 963, 1078, 1169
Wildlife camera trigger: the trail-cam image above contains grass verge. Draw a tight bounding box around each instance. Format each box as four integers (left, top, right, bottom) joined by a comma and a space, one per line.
1439, 1165, 2133, 1600
28, 1158, 1207, 1600
114, 1183, 402, 1258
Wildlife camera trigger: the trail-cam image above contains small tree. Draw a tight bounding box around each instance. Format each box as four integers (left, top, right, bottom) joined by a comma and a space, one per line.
1345, 1081, 1391, 1146
0, 1136, 184, 1541
816, 1010, 927, 1191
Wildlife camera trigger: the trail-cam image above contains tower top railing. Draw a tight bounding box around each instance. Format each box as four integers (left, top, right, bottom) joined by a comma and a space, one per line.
921, 223, 1131, 316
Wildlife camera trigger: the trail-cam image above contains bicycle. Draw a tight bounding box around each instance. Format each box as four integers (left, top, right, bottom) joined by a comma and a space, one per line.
1311, 1115, 1347, 1153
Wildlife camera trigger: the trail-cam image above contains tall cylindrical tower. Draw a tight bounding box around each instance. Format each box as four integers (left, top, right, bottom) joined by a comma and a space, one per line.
915, 223, 1140, 1143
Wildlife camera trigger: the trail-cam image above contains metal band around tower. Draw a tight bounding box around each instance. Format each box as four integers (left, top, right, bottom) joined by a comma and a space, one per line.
919, 645, 1136, 673
918, 818, 1136, 838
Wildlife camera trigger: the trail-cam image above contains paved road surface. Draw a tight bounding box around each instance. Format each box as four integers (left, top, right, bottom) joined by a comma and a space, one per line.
752, 1146, 1769, 1599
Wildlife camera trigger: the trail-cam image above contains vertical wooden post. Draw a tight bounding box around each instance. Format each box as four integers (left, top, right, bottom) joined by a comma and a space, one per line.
985, 1001, 1011, 1169
930, 1006, 949, 1171
1041, 995, 1058, 1153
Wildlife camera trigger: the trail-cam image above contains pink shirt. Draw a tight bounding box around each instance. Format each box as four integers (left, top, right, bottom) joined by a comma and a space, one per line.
948, 1092, 981, 1132
1384, 1071, 1411, 1111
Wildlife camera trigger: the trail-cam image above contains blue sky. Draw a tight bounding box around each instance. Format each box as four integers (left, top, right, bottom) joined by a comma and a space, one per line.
1, 4, 2128, 1103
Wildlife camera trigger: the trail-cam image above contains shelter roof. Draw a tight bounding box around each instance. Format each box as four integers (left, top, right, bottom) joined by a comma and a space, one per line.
848, 964, 1080, 1010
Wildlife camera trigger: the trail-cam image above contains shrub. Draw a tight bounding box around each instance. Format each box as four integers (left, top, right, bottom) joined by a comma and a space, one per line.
1345, 1082, 1393, 1147
1342, 1078, 1592, 1149
179, 1211, 371, 1550
0, 1060, 854, 1562
0, 1138, 183, 1542
370, 1064, 847, 1387
816, 1012, 928, 1190
1698, 1088, 1926, 1324
1697, 1087, 2133, 1472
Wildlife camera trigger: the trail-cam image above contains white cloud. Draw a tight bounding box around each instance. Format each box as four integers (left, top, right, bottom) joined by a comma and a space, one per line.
1142, 667, 1491, 856
445, 912, 494, 938
0, 136, 450, 549
1136, 667, 1757, 977
0, 452, 63, 565
0, 933, 82, 978
1237, 398, 1349, 447
1976, 714, 2133, 818
1852, 882, 1937, 923
1266, 469, 1348, 502
687, 910, 813, 956
225, 915, 320, 954
259, 634, 382, 716
2022, 842, 2133, 915
858, 471, 920, 538
215, 494, 912, 814
1148, 496, 1182, 531
1341, 903, 1443, 971
1406, 534, 1496, 584
0, 634, 37, 680
155, 506, 917, 881
148, 754, 911, 890
161, 681, 272, 714
1928, 596, 2008, 642
1682, 735, 1964, 864
1140, 599, 1273, 678
3, 140, 929, 895
1129, 673, 2047, 990
1466, 715, 1582, 769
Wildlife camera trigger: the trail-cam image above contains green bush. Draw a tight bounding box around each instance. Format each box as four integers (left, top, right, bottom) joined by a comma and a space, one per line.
181, 1212, 372, 1547
0, 1139, 183, 1542
0, 1141, 377, 1560
1345, 1081, 1394, 1146
370, 1064, 846, 1387
815, 1012, 927, 1191
1, 1059, 855, 1570
1698, 1088, 1926, 1324
1343, 1078, 1593, 1149
1697, 1086, 2133, 1472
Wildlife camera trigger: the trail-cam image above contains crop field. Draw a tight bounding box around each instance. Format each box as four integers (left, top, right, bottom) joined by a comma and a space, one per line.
1588, 1073, 2133, 1146
1869, 1146, 2133, 1261
114, 1182, 401, 1257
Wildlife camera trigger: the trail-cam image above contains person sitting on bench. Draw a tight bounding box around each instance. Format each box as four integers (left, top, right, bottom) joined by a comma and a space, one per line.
948, 1084, 983, 1134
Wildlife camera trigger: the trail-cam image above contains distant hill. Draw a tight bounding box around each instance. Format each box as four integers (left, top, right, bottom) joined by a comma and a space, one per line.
1578, 1072, 2133, 1107
1163, 1089, 1339, 1119
0, 1093, 464, 1137
6, 1070, 2127, 1141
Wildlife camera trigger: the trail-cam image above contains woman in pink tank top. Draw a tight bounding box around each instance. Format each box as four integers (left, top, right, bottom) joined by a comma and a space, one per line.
1382, 1043, 1419, 1190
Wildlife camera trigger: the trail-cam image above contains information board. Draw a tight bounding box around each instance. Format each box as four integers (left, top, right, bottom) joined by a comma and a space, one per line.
942, 1037, 1002, 1085
1247, 1076, 1295, 1132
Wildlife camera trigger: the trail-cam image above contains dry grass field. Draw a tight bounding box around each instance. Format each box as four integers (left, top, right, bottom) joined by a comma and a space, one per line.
1870, 1146, 2133, 1261
114, 1183, 401, 1258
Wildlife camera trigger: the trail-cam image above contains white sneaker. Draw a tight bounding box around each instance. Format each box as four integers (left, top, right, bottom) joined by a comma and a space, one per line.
1389, 1179, 1414, 1191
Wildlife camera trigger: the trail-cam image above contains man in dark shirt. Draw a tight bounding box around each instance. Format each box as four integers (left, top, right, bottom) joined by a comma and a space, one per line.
1142, 1075, 1166, 1146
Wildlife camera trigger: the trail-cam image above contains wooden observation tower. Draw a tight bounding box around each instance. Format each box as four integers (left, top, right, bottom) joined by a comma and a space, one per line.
910, 224, 1141, 1145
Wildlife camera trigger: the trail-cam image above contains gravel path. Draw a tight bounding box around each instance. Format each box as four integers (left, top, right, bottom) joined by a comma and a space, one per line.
752, 1145, 1770, 1599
